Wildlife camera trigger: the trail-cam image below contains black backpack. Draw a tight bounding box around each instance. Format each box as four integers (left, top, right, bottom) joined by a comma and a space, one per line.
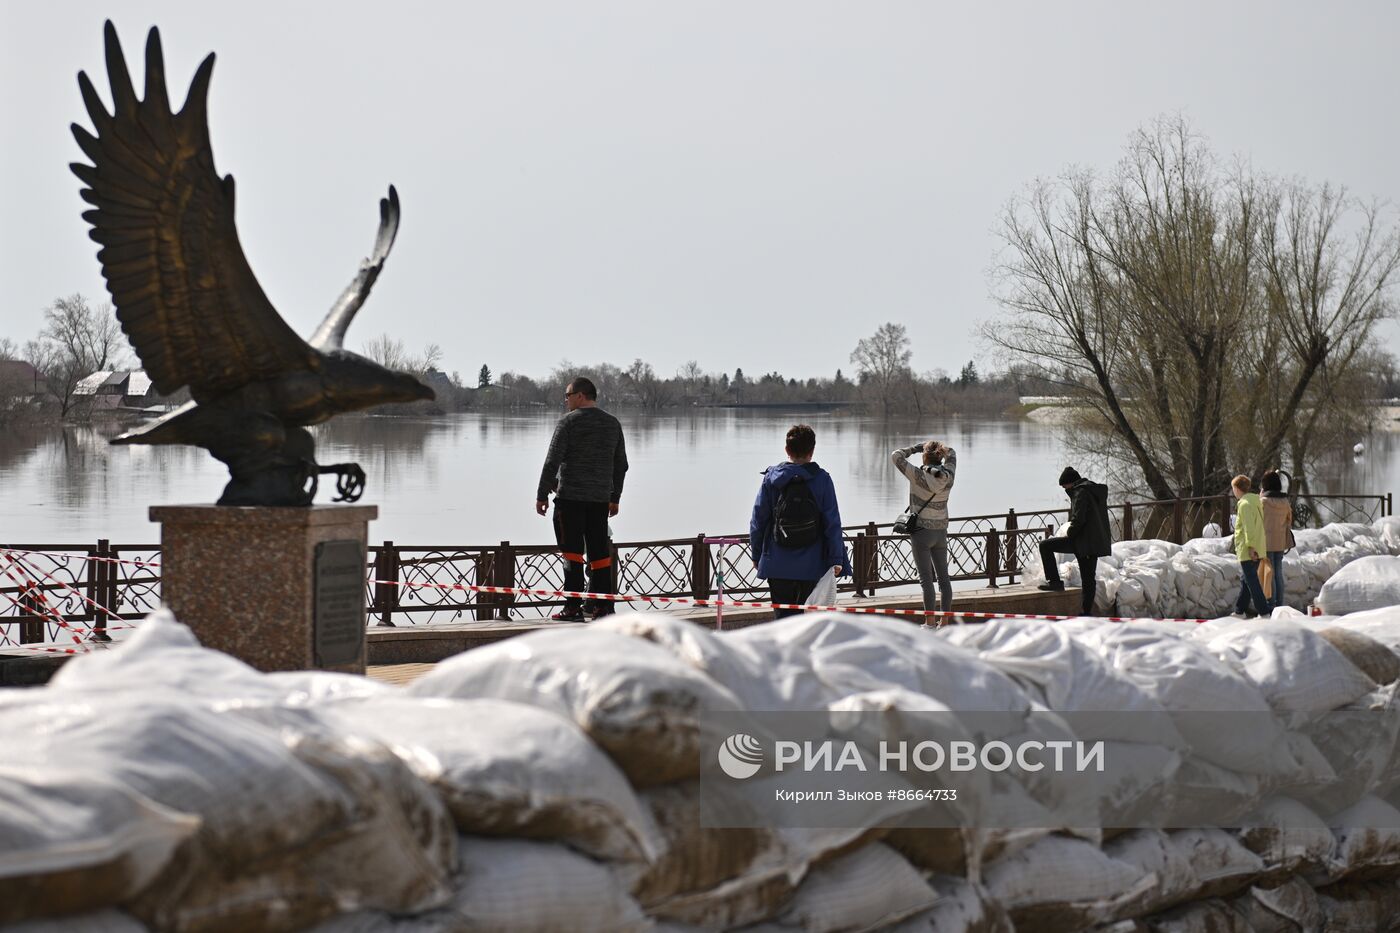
773, 478, 822, 548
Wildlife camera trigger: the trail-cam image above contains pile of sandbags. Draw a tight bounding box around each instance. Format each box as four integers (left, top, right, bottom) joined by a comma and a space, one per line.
13, 607, 1400, 931
1028, 519, 1400, 619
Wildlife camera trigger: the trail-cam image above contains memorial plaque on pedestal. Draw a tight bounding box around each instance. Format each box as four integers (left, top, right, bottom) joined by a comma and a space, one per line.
151, 504, 375, 673
315, 540, 366, 667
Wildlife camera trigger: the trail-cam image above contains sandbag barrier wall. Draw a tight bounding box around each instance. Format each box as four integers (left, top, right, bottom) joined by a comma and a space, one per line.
16, 601, 1400, 930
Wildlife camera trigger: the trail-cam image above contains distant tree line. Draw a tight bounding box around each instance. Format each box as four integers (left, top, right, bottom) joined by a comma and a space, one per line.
472, 326, 1022, 417
2, 295, 1028, 423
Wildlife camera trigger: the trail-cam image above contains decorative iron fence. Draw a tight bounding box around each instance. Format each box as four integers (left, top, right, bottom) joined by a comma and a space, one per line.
1, 492, 1390, 641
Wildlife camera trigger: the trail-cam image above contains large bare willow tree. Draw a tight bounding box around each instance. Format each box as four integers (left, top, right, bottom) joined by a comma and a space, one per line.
988, 117, 1400, 500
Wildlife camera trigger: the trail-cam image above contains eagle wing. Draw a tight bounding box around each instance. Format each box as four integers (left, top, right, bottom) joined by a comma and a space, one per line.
71, 22, 315, 403
309, 186, 400, 351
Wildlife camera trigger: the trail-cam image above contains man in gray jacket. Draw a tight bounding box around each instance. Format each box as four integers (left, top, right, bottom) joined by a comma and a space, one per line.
535, 377, 629, 621
891, 441, 956, 615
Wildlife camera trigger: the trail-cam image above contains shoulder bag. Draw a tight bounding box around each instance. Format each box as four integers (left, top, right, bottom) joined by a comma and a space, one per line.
893, 490, 936, 536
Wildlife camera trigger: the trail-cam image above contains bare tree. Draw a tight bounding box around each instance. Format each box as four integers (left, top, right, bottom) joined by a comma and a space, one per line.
361, 333, 442, 376
676, 360, 704, 403
850, 322, 913, 416
25, 294, 126, 419
624, 358, 673, 411
987, 116, 1400, 499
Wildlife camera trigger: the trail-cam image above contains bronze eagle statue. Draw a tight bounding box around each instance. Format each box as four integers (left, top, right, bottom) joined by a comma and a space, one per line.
71, 22, 433, 506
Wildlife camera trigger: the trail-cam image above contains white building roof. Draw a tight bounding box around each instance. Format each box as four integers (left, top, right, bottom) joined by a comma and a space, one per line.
126, 370, 153, 395
74, 371, 113, 395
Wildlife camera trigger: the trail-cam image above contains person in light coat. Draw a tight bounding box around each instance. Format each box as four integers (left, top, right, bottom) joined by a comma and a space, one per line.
1259, 469, 1295, 610
891, 441, 956, 615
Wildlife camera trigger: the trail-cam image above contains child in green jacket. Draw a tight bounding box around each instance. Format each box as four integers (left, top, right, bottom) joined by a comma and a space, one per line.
1232, 474, 1270, 618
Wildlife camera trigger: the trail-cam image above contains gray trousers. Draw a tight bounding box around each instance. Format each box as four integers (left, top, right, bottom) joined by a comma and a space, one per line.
909, 526, 953, 614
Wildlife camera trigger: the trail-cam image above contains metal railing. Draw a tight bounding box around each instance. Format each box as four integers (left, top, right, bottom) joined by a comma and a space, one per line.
1, 492, 1390, 640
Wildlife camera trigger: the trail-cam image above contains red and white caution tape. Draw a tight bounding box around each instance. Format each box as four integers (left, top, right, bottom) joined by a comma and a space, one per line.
0, 550, 130, 649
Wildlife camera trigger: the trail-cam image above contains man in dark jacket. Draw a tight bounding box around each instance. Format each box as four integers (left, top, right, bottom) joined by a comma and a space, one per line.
750, 424, 852, 619
1036, 467, 1111, 615
535, 376, 629, 621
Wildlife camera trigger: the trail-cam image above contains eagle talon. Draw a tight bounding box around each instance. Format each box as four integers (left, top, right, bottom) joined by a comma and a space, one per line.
322, 463, 366, 503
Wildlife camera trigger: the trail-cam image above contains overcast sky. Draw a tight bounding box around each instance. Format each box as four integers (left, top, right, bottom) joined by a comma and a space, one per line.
4, 1, 1399, 384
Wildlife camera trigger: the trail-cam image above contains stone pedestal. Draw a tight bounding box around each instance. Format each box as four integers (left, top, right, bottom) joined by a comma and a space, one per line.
150, 505, 377, 674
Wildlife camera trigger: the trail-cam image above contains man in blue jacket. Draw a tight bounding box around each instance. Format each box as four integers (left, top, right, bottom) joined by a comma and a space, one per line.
749, 424, 852, 619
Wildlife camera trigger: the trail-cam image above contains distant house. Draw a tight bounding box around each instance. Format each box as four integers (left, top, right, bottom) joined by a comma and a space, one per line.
420, 369, 456, 399
73, 370, 168, 410
74, 370, 127, 409
122, 370, 170, 408
0, 360, 44, 397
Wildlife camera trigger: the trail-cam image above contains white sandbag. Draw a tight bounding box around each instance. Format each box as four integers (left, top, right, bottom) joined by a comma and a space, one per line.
320, 695, 661, 863
50, 612, 395, 709
982, 835, 1157, 930
1228, 877, 1322, 933
1102, 830, 1200, 915
440, 837, 650, 932
1071, 740, 1181, 828
884, 875, 1014, 933
1330, 605, 1400, 653
1314, 878, 1400, 932
1318, 555, 1400, 614
828, 688, 1014, 878
1166, 828, 1265, 899
768, 843, 937, 933
1235, 797, 1336, 878
1183, 535, 1232, 556
130, 729, 458, 933
826, 687, 990, 795
885, 774, 1052, 880
942, 618, 1186, 748
1114, 539, 1182, 561
1375, 516, 1400, 554
1300, 684, 1400, 813
407, 628, 746, 785
1318, 796, 1400, 882
3, 688, 456, 933
50, 611, 278, 703
1072, 624, 1310, 776
262, 669, 396, 706
1163, 757, 1267, 828
0, 767, 197, 926
593, 612, 784, 710
1201, 522, 1223, 538
731, 613, 1033, 722
1204, 620, 1377, 713
620, 780, 795, 929
3, 694, 367, 869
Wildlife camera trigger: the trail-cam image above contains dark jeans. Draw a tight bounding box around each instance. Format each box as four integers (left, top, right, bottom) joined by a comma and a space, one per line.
1267, 550, 1285, 610
1236, 558, 1271, 617
769, 578, 817, 619
553, 499, 614, 613
1039, 536, 1098, 615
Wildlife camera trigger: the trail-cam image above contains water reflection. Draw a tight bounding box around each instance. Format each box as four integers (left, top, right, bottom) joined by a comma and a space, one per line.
0, 412, 1394, 545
